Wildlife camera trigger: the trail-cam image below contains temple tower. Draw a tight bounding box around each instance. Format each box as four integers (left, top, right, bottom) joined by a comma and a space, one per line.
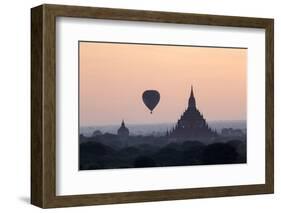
168, 85, 217, 141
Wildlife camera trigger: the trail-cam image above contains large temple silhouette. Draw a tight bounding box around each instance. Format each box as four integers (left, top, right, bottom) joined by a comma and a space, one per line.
168, 86, 217, 141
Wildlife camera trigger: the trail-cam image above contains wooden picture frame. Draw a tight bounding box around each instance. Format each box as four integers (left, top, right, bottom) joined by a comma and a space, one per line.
31, 4, 274, 208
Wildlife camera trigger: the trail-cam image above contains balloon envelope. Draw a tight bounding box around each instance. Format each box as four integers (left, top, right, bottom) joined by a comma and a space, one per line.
142, 90, 160, 113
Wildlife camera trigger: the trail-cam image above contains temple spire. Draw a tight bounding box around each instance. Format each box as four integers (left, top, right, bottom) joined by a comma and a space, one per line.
190, 85, 194, 98
188, 85, 196, 109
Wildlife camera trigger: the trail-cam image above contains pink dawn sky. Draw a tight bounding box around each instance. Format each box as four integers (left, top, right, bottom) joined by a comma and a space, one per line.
79, 42, 247, 126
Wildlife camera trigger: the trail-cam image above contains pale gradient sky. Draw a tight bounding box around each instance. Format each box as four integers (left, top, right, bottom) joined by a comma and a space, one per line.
79, 42, 247, 126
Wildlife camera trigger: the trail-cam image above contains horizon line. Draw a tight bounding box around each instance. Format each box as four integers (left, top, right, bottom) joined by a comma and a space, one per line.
81, 119, 247, 128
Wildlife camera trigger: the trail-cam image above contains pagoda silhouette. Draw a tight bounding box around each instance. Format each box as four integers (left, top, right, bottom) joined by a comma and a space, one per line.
117, 120, 129, 137
168, 86, 217, 141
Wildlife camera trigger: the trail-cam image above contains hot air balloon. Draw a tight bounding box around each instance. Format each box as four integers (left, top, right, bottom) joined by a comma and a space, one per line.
142, 90, 160, 114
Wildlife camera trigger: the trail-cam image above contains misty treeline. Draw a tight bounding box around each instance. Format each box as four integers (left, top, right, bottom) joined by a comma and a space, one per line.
79, 139, 246, 170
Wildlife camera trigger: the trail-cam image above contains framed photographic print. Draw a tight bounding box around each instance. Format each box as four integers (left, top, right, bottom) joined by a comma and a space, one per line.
31, 4, 274, 208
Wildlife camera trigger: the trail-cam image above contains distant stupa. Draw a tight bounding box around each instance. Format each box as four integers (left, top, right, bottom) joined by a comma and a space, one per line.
168, 86, 217, 141
117, 120, 129, 137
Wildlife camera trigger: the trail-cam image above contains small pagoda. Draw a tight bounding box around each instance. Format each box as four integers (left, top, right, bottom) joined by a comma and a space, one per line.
117, 120, 129, 137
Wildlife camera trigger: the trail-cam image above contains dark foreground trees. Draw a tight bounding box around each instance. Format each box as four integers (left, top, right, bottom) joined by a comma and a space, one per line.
203, 143, 238, 164
79, 140, 246, 170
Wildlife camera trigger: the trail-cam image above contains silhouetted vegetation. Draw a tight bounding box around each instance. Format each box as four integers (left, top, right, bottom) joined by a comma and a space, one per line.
134, 156, 156, 168
202, 142, 238, 164
79, 137, 246, 170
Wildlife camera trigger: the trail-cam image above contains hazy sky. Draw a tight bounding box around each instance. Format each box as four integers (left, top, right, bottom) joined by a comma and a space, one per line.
80, 42, 247, 126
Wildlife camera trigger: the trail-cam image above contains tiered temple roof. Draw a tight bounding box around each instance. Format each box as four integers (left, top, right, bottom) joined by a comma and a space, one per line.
168, 86, 217, 141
